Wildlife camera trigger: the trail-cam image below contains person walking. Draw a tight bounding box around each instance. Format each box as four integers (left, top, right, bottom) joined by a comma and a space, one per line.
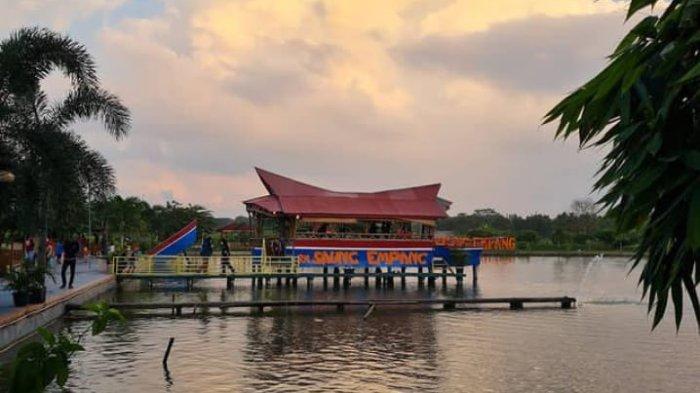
54, 239, 64, 268
199, 235, 213, 273
24, 235, 35, 263
220, 236, 232, 274
61, 235, 80, 289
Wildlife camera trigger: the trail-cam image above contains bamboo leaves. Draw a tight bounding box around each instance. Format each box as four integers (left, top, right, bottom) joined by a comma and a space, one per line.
545, 0, 700, 331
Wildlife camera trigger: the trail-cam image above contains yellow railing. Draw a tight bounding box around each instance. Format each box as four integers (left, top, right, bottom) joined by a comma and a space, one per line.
112, 254, 298, 276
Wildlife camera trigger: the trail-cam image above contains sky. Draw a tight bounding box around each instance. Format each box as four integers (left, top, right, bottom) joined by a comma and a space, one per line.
0, 0, 651, 218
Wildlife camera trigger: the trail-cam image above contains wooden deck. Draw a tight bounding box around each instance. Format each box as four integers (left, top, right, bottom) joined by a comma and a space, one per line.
67, 296, 576, 316
117, 266, 475, 290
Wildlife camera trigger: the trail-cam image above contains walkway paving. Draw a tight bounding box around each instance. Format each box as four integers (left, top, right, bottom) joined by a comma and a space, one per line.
0, 258, 111, 318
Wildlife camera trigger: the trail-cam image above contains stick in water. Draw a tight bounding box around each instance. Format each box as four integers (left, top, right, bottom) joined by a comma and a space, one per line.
363, 303, 376, 320
163, 337, 175, 366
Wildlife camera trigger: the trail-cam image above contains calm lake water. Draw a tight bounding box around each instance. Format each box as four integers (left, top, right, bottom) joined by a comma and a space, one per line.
49, 257, 700, 391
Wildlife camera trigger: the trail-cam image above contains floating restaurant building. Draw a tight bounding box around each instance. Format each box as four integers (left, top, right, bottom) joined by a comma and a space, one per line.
244, 168, 481, 269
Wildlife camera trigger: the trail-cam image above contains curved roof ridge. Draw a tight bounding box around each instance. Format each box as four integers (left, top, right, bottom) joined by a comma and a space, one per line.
255, 167, 442, 199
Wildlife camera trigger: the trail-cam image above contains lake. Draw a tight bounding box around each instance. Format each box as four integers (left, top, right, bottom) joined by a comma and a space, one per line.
50, 257, 700, 392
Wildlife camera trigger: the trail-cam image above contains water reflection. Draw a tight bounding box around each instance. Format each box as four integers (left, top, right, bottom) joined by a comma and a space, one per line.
15, 256, 697, 392
241, 311, 440, 392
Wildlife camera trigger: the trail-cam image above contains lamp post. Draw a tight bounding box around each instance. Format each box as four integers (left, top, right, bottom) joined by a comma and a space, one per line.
0, 170, 14, 183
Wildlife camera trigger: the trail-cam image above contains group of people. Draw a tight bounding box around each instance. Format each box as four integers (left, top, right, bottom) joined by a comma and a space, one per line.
196, 235, 233, 273
22, 234, 84, 289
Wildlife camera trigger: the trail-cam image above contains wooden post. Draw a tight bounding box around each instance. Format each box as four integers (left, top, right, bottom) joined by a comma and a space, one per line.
163, 337, 175, 367
257, 276, 263, 289
364, 267, 369, 288
472, 264, 478, 287
428, 264, 435, 288
400, 266, 406, 289
455, 267, 464, 287
386, 266, 394, 288
375, 267, 382, 288
307, 276, 313, 289
292, 277, 298, 288
441, 266, 447, 287
323, 266, 328, 289
343, 268, 351, 288
277, 276, 282, 287
333, 267, 340, 289
418, 265, 424, 287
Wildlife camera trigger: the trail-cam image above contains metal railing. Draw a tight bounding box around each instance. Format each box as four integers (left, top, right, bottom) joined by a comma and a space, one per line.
294, 232, 432, 240
112, 254, 298, 276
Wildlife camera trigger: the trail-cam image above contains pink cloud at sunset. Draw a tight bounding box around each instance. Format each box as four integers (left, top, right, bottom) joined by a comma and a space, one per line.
1, 0, 658, 217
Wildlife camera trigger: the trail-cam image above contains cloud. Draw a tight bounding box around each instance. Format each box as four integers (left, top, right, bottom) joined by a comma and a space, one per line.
394, 11, 629, 92
0, 0, 126, 32
225, 39, 340, 105
3, 1, 637, 217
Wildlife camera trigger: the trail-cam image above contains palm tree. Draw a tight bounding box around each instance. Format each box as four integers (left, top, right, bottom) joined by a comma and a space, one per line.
0, 27, 131, 263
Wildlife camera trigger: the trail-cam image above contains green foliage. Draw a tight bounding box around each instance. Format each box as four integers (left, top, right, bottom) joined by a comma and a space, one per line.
2, 301, 125, 392
92, 196, 216, 248
3, 266, 29, 292
517, 230, 540, 243
544, 0, 700, 329
437, 204, 633, 251
84, 301, 126, 336
26, 262, 55, 291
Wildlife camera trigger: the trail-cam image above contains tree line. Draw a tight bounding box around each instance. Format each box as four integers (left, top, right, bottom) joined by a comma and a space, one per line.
91, 196, 216, 250
437, 199, 640, 251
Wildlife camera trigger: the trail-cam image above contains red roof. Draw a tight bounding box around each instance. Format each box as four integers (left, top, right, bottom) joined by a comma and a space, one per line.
217, 222, 252, 232
244, 168, 449, 219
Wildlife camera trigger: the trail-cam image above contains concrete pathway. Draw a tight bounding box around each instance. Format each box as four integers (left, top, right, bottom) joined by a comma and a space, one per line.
0, 258, 111, 317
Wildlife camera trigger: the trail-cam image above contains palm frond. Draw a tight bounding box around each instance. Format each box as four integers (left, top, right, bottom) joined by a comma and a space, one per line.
51, 85, 131, 139
0, 27, 97, 95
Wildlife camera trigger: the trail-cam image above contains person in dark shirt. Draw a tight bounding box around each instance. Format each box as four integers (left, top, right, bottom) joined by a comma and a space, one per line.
220, 236, 232, 273
61, 236, 80, 289
199, 235, 213, 273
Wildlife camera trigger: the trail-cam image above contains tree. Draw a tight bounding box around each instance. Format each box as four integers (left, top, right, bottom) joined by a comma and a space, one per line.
0, 27, 130, 258
570, 198, 597, 217
544, 1, 699, 329
518, 230, 540, 243
151, 200, 215, 238
93, 196, 150, 247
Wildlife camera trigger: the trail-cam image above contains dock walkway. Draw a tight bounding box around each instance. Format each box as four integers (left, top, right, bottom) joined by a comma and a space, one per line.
113, 255, 478, 289
67, 297, 576, 316
0, 259, 115, 350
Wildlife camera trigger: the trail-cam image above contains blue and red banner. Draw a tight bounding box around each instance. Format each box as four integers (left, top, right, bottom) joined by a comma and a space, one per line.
291, 247, 433, 267
253, 239, 478, 267
149, 220, 198, 256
